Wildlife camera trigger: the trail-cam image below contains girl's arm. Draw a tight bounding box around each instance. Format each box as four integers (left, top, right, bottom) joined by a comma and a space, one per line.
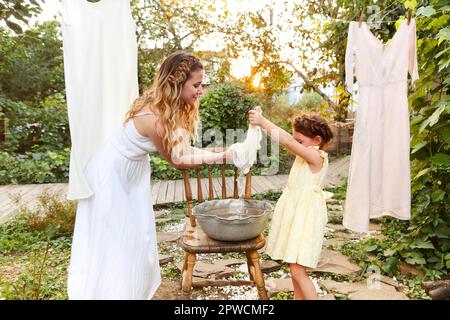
248, 109, 322, 166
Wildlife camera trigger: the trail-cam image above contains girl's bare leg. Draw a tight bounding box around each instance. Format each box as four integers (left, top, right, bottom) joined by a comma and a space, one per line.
290, 275, 306, 300
290, 263, 318, 300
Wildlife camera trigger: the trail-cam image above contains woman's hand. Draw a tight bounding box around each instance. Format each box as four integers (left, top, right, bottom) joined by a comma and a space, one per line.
248, 106, 265, 127
223, 148, 234, 164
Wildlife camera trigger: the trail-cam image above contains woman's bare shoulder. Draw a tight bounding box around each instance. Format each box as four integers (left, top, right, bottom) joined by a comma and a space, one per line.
133, 113, 162, 139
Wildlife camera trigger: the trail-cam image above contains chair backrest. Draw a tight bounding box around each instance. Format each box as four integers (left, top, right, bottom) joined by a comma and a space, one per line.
181, 165, 252, 227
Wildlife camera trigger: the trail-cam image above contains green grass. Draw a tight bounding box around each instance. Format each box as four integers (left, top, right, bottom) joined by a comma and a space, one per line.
270, 291, 294, 300
160, 263, 182, 281
0, 192, 76, 299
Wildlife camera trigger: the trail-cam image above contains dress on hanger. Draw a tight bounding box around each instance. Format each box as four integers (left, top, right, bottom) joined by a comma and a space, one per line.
343, 19, 419, 233
61, 0, 139, 200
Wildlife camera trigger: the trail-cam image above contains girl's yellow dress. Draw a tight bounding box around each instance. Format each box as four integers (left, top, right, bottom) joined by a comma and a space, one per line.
265, 146, 330, 268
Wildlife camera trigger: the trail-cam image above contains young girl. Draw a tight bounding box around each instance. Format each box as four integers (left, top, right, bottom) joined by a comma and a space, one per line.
67, 51, 232, 300
248, 108, 333, 300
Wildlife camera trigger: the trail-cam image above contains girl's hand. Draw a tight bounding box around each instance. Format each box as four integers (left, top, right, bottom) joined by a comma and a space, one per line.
223, 149, 234, 164
254, 106, 262, 114
248, 107, 265, 127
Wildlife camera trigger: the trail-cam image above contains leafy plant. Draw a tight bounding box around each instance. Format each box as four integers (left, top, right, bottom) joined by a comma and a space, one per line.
379, 0, 450, 280
0, 193, 74, 300
270, 291, 294, 300
0, 1, 43, 34
293, 90, 330, 118
0, 193, 76, 254
199, 82, 263, 142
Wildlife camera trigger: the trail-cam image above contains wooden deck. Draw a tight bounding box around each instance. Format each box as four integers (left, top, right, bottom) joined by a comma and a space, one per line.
0, 156, 349, 223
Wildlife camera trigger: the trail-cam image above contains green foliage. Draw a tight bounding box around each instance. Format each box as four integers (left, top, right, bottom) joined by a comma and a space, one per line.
252, 189, 282, 202
0, 22, 65, 102
0, 193, 76, 254
404, 277, 432, 300
324, 183, 348, 205
0, 237, 71, 300
293, 90, 328, 115
293, 1, 406, 120
0, 149, 70, 184
0, 94, 70, 154
222, 10, 292, 99
0, 22, 70, 185
160, 263, 182, 280
270, 291, 294, 300
0, 0, 42, 34
198, 83, 293, 175
320, 0, 450, 281
130, 0, 222, 91
199, 82, 263, 140
267, 94, 295, 132
0, 193, 76, 300
0, 194, 75, 300
386, 0, 450, 279
149, 154, 183, 180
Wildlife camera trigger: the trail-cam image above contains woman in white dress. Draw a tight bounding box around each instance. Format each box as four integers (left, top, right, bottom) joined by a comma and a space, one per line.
67, 51, 232, 300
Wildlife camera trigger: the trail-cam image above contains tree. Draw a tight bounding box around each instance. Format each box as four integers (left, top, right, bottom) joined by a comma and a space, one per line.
221, 9, 292, 104
130, 0, 226, 91
0, 0, 43, 34
0, 21, 64, 102
291, 0, 406, 120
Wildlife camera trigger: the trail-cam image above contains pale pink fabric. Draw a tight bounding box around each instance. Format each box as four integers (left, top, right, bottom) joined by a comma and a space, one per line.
343, 20, 418, 233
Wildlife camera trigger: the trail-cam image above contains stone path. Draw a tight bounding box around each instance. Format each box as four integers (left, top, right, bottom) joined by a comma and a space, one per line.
154, 186, 412, 300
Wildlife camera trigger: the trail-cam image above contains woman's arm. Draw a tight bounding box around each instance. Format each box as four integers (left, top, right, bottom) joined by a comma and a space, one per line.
139, 115, 231, 169
248, 108, 322, 166
173, 144, 232, 168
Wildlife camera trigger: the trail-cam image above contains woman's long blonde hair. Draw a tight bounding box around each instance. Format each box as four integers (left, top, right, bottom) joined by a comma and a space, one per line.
125, 51, 203, 155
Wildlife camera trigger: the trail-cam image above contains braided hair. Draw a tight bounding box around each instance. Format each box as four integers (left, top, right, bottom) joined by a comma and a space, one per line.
125, 51, 203, 155
292, 114, 333, 148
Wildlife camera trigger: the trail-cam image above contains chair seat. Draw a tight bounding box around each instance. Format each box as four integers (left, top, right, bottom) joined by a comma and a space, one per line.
178, 218, 266, 254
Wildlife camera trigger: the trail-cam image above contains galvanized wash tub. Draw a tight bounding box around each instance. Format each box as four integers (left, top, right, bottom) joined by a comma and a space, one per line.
192, 199, 274, 241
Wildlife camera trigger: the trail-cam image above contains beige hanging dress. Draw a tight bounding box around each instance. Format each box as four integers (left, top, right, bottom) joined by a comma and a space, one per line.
343, 19, 419, 233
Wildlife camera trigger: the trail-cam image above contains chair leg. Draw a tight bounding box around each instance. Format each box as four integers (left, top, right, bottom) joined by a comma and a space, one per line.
181, 252, 189, 272
181, 252, 196, 299
246, 251, 254, 282
248, 250, 269, 300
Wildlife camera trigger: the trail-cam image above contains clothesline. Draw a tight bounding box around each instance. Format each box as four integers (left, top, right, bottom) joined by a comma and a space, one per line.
327, 17, 410, 24
325, 3, 412, 25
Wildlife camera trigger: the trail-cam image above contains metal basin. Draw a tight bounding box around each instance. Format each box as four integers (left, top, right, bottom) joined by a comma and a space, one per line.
192, 199, 273, 241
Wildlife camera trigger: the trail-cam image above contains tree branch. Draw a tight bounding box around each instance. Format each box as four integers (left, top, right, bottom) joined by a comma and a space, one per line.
280, 61, 340, 112
153, 0, 183, 49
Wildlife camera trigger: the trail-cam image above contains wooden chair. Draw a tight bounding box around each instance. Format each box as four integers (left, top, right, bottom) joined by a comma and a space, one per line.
178, 163, 269, 300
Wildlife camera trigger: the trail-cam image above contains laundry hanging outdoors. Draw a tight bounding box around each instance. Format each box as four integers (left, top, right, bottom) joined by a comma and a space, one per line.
0, 0, 448, 304
343, 17, 418, 233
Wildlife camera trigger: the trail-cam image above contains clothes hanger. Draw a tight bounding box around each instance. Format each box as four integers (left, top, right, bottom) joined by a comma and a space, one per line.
358, 8, 363, 28
358, 7, 412, 27
407, 8, 412, 25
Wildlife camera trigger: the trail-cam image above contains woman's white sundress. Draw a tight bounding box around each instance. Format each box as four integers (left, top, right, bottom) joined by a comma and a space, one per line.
67, 116, 161, 300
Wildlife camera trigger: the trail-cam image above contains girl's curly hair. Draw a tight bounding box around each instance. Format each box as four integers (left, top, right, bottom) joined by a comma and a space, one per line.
292, 114, 333, 148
